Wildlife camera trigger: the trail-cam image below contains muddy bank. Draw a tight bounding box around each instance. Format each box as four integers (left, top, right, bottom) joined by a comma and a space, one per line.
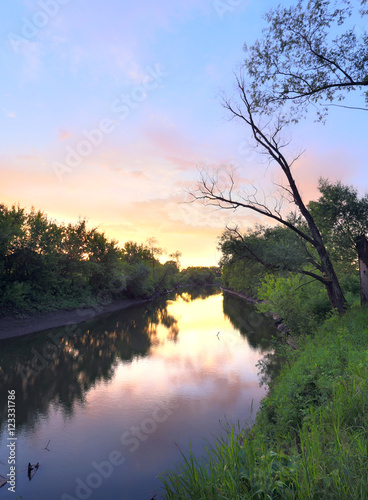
0, 298, 150, 341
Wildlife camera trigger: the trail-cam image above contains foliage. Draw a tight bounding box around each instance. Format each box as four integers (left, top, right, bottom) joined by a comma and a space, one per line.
219, 222, 336, 332
218, 176, 368, 332
257, 273, 332, 335
221, 259, 265, 297
219, 223, 311, 274
0, 203, 209, 315
179, 266, 218, 286
244, 0, 368, 122
160, 427, 299, 499
309, 178, 368, 259
256, 305, 368, 438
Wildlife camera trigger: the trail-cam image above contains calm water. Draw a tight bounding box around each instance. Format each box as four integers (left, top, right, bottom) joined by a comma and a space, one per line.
0, 288, 278, 500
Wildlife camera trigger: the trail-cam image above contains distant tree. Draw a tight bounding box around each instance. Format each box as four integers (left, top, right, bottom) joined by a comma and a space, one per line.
181, 266, 216, 286
244, 0, 368, 122
169, 251, 182, 269
63, 219, 91, 260
146, 237, 165, 272
0, 203, 26, 273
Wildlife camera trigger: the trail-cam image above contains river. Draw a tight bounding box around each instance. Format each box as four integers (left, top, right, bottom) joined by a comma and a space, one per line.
0, 288, 278, 500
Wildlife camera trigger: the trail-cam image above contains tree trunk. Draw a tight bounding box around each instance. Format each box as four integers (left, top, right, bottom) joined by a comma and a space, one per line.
324, 269, 348, 313
356, 235, 368, 306
288, 176, 347, 314
315, 241, 347, 313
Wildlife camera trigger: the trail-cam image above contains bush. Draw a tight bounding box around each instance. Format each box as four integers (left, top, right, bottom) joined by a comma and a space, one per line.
221, 260, 265, 297
256, 273, 331, 335
0, 281, 31, 312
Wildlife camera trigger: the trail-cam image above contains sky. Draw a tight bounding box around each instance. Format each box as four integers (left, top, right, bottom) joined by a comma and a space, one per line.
1, 0, 367, 267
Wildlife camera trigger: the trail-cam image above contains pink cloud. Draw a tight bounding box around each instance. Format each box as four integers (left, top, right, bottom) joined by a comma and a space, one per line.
58, 129, 73, 142
291, 147, 359, 203
144, 123, 197, 159
166, 156, 195, 171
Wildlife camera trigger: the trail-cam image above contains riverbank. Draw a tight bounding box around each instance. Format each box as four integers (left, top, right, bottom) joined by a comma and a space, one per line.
220, 287, 260, 303
160, 303, 368, 499
0, 284, 220, 341
221, 286, 292, 339
0, 297, 150, 341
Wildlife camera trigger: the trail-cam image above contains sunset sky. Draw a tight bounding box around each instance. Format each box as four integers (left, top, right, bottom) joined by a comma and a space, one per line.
1, 0, 367, 267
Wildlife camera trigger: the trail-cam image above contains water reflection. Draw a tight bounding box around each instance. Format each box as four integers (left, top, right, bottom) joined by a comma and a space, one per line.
222, 293, 276, 349
0, 298, 180, 434
0, 288, 279, 500
222, 292, 283, 385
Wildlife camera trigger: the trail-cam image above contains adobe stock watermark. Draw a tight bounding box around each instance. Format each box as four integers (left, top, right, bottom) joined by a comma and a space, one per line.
52, 63, 168, 182
61, 400, 178, 500
213, 0, 244, 20
7, 0, 72, 53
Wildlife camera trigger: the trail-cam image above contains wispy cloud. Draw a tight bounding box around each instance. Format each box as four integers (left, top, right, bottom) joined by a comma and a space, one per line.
4, 110, 16, 118
58, 129, 73, 142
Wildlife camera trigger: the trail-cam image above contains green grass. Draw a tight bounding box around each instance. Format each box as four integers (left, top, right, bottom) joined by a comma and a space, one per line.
159, 306, 368, 499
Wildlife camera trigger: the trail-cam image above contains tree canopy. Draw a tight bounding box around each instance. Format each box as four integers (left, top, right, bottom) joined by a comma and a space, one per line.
309, 178, 368, 255
244, 0, 368, 122
309, 179, 368, 304
0, 204, 191, 314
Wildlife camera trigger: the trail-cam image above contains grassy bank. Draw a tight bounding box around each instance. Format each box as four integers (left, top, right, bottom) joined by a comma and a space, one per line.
159, 306, 368, 499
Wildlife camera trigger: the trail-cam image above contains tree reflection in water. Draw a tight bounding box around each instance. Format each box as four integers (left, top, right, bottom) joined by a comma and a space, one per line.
222, 292, 283, 388
0, 296, 179, 435
0, 287, 279, 438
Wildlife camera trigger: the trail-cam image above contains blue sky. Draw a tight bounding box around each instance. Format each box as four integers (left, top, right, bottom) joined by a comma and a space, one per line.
1, 0, 367, 266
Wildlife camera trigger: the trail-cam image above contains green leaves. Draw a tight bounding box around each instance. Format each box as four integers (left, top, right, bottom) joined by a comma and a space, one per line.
0, 204, 184, 312
243, 0, 368, 122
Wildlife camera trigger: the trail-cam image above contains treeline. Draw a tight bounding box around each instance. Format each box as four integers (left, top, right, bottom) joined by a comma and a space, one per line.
0, 204, 218, 315
219, 179, 365, 334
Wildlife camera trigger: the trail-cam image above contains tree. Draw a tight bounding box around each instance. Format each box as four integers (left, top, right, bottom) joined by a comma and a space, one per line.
192, 0, 368, 312
219, 223, 309, 275
169, 251, 182, 269
146, 237, 165, 272
193, 82, 347, 313
244, 0, 368, 122
122, 241, 151, 264
180, 266, 216, 286
0, 203, 26, 274
309, 178, 368, 305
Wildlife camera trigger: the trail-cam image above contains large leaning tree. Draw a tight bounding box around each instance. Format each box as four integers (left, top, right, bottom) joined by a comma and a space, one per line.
194, 88, 346, 313
192, 0, 368, 313
245, 0, 368, 122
